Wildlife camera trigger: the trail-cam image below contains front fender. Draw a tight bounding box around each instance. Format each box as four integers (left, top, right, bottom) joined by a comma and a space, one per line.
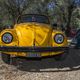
52, 30, 68, 47
0, 29, 19, 46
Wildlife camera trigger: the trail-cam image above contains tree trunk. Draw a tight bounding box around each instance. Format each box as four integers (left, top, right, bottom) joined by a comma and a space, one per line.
65, 5, 73, 37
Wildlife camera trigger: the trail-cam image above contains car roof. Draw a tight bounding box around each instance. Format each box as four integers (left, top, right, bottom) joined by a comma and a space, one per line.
21, 14, 49, 17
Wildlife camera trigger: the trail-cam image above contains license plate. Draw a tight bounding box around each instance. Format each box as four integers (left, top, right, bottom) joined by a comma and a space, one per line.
27, 53, 41, 57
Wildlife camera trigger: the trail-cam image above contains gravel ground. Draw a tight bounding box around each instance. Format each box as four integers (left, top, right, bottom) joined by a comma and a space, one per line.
0, 49, 80, 80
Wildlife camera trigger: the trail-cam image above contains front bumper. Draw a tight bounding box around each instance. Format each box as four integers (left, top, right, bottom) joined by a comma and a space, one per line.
0, 46, 69, 57
0, 46, 68, 52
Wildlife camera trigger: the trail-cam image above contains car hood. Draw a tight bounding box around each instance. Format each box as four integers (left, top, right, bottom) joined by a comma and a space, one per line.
14, 23, 53, 47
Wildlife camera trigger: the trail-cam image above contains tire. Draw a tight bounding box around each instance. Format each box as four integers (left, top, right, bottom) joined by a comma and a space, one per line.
54, 50, 69, 61
1, 53, 10, 64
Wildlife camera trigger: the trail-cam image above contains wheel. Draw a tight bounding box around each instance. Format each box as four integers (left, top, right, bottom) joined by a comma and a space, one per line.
54, 50, 69, 61
1, 53, 10, 64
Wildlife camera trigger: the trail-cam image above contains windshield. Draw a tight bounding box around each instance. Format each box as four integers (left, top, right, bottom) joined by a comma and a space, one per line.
18, 14, 50, 24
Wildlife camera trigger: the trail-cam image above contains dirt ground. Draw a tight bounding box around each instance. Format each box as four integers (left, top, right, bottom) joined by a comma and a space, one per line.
0, 49, 80, 80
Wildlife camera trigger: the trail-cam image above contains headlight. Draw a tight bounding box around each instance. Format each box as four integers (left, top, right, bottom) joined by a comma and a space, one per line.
54, 34, 64, 44
2, 32, 13, 43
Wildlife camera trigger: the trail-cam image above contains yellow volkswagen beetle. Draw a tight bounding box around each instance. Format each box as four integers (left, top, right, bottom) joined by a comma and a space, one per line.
0, 14, 68, 64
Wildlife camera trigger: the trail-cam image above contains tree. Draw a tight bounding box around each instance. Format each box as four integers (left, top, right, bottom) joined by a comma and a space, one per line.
2, 0, 33, 24
0, 0, 80, 31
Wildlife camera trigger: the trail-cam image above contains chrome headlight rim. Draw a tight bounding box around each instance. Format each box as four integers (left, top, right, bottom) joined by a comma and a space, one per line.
1, 32, 13, 44
54, 34, 64, 44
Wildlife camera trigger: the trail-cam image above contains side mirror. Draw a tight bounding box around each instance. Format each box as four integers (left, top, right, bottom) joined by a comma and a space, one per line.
3, 25, 13, 29
52, 23, 58, 29
52, 23, 57, 26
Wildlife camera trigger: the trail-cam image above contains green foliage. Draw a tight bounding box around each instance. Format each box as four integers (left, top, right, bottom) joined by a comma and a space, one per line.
0, 0, 80, 30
